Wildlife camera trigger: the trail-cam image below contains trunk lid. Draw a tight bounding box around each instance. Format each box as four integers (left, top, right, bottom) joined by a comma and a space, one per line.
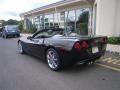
71, 35, 107, 54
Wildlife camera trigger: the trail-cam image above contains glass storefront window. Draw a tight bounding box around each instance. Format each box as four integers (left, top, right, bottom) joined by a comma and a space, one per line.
59, 12, 65, 29
40, 15, 44, 30
65, 10, 75, 33
54, 13, 60, 28
76, 8, 89, 35
30, 7, 89, 34
54, 12, 65, 29
44, 14, 54, 29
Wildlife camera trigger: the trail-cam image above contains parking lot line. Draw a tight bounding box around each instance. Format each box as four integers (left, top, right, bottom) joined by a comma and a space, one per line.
118, 64, 120, 65
96, 63, 120, 72
107, 59, 115, 63
113, 60, 120, 64
102, 57, 112, 61
102, 57, 120, 65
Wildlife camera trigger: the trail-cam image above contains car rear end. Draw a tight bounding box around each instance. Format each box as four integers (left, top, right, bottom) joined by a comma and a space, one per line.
6, 30, 20, 37
5, 25, 20, 37
60, 36, 107, 65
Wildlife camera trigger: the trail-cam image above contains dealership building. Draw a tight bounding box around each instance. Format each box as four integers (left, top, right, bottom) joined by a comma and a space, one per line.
20, 0, 120, 37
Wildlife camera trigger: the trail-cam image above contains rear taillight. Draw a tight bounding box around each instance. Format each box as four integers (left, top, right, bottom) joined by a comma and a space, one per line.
74, 41, 87, 50
81, 41, 87, 48
74, 42, 81, 49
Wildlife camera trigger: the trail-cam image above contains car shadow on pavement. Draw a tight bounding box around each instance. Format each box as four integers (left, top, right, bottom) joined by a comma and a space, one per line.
61, 63, 97, 73
18, 52, 98, 73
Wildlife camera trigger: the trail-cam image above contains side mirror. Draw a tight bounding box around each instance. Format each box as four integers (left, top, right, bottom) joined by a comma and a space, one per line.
27, 36, 32, 40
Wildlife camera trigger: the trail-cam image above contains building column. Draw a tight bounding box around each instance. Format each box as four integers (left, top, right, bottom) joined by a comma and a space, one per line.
88, 6, 93, 36
23, 18, 27, 30
92, 2, 97, 35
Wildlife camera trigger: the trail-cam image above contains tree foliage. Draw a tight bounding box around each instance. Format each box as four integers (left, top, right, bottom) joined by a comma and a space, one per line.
0, 20, 6, 26
6, 19, 18, 25
0, 19, 19, 26
77, 11, 89, 23
18, 20, 24, 32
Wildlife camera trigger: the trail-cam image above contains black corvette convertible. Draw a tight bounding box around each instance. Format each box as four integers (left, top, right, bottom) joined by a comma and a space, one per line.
18, 28, 107, 71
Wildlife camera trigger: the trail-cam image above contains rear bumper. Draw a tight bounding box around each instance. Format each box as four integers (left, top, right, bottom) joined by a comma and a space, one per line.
6, 33, 20, 36
59, 47, 106, 65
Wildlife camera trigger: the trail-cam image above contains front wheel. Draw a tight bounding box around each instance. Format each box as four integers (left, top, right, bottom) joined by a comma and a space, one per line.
46, 48, 61, 71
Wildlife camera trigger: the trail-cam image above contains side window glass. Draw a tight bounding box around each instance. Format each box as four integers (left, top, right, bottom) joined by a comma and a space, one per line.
33, 32, 48, 39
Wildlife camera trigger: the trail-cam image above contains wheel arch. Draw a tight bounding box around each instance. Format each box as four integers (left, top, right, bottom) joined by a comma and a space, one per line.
44, 46, 61, 60
45, 46, 62, 71
18, 40, 22, 45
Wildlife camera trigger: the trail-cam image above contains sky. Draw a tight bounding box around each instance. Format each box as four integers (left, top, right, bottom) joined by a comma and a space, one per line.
0, 0, 61, 20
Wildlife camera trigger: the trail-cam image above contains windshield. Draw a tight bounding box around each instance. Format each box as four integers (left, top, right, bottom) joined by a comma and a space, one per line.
33, 29, 63, 38
47, 30, 63, 36
7, 26, 18, 31
64, 29, 85, 37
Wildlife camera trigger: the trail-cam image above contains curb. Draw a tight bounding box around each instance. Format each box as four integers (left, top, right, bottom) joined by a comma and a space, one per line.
106, 44, 120, 56
106, 51, 120, 56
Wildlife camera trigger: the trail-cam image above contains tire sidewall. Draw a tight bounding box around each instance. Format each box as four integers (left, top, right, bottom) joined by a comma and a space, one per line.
46, 48, 61, 71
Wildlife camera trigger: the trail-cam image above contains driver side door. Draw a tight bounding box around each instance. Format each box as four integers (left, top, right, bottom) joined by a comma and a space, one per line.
30, 38, 44, 58
29, 31, 48, 58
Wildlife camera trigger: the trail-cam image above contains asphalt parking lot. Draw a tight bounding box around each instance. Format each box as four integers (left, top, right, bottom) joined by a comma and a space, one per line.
0, 37, 120, 90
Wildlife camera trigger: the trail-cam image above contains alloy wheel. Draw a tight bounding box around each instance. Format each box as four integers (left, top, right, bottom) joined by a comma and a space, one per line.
46, 49, 61, 70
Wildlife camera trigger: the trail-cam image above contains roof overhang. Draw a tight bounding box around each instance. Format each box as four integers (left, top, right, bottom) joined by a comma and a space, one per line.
20, 0, 94, 17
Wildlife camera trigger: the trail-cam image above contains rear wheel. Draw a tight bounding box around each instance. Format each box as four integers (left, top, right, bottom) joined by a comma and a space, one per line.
46, 48, 61, 71
18, 41, 24, 54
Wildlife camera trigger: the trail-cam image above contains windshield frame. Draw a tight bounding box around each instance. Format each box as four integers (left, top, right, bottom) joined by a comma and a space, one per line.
32, 28, 64, 39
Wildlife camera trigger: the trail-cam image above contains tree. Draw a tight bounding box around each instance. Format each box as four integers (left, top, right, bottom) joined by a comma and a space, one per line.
6, 19, 18, 25
0, 20, 6, 26
77, 11, 89, 23
18, 20, 24, 32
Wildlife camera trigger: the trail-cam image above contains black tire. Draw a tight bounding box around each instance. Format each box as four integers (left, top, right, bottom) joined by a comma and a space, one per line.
46, 48, 62, 71
18, 41, 25, 54
15, 34, 19, 38
17, 34, 20, 37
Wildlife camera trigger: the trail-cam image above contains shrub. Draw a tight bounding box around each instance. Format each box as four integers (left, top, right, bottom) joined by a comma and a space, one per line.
108, 37, 120, 45
19, 23, 37, 34
22, 29, 29, 33
30, 24, 37, 33
18, 21, 23, 32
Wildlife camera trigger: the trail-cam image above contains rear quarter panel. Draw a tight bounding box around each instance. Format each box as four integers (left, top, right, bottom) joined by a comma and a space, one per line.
44, 37, 78, 51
